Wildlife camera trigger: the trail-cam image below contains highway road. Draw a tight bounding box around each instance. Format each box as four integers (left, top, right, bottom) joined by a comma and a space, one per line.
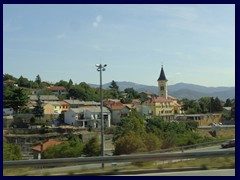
116, 169, 235, 176
26, 145, 234, 175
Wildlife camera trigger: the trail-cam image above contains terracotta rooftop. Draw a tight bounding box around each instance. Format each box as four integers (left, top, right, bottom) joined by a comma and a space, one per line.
4, 79, 16, 84
32, 139, 63, 152
145, 97, 172, 103
103, 100, 125, 110
168, 95, 177, 100
47, 86, 66, 91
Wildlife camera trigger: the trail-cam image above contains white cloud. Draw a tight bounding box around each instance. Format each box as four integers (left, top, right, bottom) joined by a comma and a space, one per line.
96, 15, 102, 22
92, 22, 98, 28
93, 15, 103, 28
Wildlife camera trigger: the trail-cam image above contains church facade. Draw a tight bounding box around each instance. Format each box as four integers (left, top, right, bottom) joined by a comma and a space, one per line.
142, 66, 183, 120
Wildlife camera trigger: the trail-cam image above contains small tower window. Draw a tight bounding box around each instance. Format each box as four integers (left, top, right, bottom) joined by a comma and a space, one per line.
160, 86, 164, 90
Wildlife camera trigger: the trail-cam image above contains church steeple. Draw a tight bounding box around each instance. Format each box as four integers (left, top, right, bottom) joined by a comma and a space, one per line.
157, 65, 168, 99
157, 65, 167, 81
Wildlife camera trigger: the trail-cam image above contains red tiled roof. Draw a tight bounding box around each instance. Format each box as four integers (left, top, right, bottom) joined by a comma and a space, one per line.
4, 79, 16, 84
173, 102, 181, 107
168, 95, 176, 100
32, 139, 63, 152
47, 86, 66, 91
103, 100, 125, 110
58, 101, 69, 106
145, 97, 172, 103
132, 99, 141, 103
124, 104, 135, 109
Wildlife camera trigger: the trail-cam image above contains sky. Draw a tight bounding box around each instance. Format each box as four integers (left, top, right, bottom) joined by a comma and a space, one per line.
3, 4, 235, 87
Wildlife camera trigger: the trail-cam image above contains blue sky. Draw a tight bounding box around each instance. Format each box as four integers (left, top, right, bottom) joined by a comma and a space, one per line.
3, 4, 235, 87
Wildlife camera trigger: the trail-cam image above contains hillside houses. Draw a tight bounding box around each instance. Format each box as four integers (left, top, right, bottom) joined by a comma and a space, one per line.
103, 99, 131, 125
47, 86, 67, 95
64, 106, 111, 128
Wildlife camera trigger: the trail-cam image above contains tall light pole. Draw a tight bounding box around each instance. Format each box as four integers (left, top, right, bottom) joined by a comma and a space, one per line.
96, 63, 107, 169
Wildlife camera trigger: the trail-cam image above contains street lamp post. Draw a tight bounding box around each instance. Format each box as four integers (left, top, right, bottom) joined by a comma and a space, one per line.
96, 64, 107, 169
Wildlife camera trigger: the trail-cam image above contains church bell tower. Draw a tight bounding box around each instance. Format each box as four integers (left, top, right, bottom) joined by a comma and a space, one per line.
157, 65, 168, 99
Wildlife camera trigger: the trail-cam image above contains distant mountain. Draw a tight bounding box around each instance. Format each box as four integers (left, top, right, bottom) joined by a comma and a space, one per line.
88, 81, 235, 101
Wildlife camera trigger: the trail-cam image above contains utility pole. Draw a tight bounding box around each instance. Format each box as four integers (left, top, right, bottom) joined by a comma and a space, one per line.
96, 64, 107, 169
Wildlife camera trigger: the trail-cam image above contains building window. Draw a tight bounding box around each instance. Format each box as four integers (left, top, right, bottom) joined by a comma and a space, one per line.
160, 86, 164, 90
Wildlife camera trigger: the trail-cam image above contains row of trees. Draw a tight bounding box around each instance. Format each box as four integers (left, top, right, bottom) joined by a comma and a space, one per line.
4, 73, 46, 89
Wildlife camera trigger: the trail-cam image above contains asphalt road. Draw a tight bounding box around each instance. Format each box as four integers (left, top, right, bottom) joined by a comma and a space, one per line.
116, 169, 235, 176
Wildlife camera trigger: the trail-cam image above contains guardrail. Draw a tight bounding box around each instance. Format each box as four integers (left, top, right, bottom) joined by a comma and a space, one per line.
4, 149, 235, 168
147, 139, 227, 154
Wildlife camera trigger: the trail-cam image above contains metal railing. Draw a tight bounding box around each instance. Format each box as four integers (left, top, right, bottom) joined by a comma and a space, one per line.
4, 149, 235, 168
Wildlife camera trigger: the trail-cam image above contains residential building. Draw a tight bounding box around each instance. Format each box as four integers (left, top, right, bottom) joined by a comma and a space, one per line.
64, 106, 111, 128
175, 113, 222, 126
103, 100, 131, 124
44, 101, 62, 114
47, 86, 66, 95
3, 79, 18, 87
143, 97, 175, 120
58, 101, 70, 113
64, 99, 85, 108
43, 103, 55, 115
32, 139, 63, 159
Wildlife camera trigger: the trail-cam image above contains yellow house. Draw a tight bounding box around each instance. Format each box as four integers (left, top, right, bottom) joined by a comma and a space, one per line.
144, 97, 175, 120
168, 96, 184, 114
44, 101, 62, 114
59, 101, 70, 113
43, 103, 54, 115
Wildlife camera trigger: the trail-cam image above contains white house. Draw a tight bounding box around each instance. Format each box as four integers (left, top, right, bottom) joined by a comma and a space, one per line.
64, 106, 111, 128
3, 108, 14, 116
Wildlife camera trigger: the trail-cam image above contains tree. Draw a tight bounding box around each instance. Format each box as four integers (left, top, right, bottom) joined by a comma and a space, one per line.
68, 86, 88, 100
230, 98, 235, 120
109, 80, 119, 91
83, 137, 101, 157
113, 110, 146, 143
35, 74, 42, 86
36, 88, 54, 95
9, 88, 29, 113
17, 76, 30, 88
124, 88, 140, 99
55, 80, 68, 87
3, 84, 15, 108
198, 97, 211, 113
181, 99, 201, 114
142, 133, 161, 152
3, 73, 18, 81
224, 98, 232, 107
32, 94, 44, 121
42, 136, 84, 159
3, 138, 22, 161
66, 79, 73, 90
110, 89, 119, 99
212, 97, 223, 112
114, 134, 146, 155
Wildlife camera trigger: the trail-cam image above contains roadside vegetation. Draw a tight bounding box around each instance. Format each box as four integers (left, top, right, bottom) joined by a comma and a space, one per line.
113, 110, 213, 155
